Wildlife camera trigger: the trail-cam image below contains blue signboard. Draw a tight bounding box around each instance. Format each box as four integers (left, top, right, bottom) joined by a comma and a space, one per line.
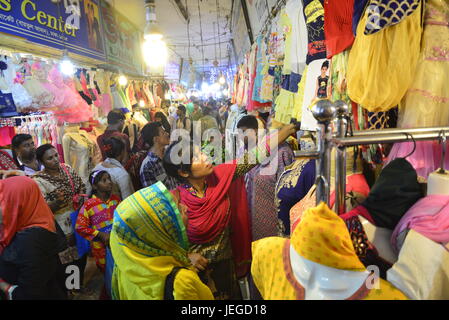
0, 0, 105, 61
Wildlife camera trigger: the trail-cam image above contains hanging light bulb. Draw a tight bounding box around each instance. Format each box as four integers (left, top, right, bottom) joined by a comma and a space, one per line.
60, 50, 75, 76
118, 75, 128, 86
219, 75, 226, 85
142, 0, 168, 68
139, 99, 146, 107
142, 38, 168, 68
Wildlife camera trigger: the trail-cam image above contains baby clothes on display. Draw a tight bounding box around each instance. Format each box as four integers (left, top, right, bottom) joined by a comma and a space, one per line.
398, 0, 449, 128
111, 83, 126, 110
303, 0, 327, 64
252, 36, 272, 105
11, 75, 32, 112
331, 51, 351, 104
324, 0, 355, 58
1, 56, 32, 112
287, 0, 308, 75
22, 62, 54, 109
96, 70, 112, 116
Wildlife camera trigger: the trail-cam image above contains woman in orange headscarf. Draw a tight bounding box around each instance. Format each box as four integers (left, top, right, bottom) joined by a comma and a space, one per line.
0, 176, 67, 300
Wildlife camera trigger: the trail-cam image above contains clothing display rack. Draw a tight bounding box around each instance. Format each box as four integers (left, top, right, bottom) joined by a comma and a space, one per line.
295, 100, 449, 215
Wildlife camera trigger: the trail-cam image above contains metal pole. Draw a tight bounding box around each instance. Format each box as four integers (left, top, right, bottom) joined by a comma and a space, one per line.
349, 126, 449, 136
334, 101, 349, 215
312, 100, 336, 205
293, 150, 320, 158
333, 129, 449, 147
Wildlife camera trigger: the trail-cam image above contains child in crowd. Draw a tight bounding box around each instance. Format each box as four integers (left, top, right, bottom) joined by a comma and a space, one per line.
75, 170, 120, 273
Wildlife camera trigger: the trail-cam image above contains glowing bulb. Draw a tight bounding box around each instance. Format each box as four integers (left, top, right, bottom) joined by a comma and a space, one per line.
139, 99, 145, 107
60, 58, 75, 76
201, 82, 209, 92
211, 83, 220, 92
219, 76, 226, 85
142, 38, 168, 68
118, 75, 128, 86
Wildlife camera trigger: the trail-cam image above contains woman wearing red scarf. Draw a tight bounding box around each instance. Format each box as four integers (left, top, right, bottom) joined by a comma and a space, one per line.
163, 123, 298, 299
0, 176, 67, 300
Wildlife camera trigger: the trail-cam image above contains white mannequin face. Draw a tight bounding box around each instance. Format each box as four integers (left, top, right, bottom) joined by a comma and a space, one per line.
290, 246, 369, 300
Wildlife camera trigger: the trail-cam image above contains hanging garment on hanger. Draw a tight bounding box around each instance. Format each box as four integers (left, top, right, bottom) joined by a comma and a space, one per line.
62, 128, 96, 194
245, 142, 295, 241
347, 0, 423, 112
398, 0, 449, 128
303, 0, 327, 64
275, 159, 316, 236
364, 0, 421, 35
352, 0, 369, 35
22, 62, 54, 109
324, 0, 355, 59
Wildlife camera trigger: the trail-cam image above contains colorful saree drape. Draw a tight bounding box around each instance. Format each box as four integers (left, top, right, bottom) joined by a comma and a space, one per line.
110, 182, 213, 300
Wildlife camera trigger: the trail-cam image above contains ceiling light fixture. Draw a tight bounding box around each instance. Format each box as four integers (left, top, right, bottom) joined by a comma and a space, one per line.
59, 49, 75, 76
143, 0, 168, 68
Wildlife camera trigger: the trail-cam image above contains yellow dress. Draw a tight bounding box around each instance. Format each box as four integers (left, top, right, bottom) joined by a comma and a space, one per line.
273, 10, 295, 124
292, 66, 308, 122
398, 0, 449, 128
251, 203, 408, 300
347, 0, 423, 112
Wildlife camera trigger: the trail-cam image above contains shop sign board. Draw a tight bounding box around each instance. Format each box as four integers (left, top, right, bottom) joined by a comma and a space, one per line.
0, 0, 105, 61
100, 0, 144, 75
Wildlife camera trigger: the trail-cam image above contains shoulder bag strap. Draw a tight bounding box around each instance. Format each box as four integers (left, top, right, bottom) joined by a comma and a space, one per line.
164, 267, 186, 300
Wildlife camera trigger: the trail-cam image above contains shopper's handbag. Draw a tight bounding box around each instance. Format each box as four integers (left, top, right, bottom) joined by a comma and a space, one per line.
70, 209, 91, 258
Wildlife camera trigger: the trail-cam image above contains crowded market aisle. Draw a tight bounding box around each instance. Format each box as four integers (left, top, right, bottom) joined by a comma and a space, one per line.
1, 0, 449, 302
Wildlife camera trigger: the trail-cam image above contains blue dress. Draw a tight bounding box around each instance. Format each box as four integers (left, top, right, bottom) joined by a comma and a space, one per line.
275, 159, 316, 236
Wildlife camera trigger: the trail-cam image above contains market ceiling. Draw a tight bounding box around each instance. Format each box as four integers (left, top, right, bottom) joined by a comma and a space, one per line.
105, 0, 234, 72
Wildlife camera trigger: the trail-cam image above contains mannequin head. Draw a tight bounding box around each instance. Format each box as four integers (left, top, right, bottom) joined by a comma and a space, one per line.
427, 170, 449, 195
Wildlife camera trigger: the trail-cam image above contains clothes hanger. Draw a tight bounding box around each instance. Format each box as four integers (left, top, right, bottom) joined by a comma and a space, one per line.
437, 130, 446, 174
403, 132, 417, 159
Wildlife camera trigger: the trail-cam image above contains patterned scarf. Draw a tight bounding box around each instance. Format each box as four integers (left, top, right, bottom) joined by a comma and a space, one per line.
112, 181, 190, 266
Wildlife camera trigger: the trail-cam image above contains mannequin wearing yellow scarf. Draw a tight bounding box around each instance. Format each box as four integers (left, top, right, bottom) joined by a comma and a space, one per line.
251, 203, 408, 300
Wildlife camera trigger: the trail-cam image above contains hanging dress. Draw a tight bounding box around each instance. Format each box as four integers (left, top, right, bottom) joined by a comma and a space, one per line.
398, 0, 449, 128
346, 0, 423, 112
303, 0, 327, 65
